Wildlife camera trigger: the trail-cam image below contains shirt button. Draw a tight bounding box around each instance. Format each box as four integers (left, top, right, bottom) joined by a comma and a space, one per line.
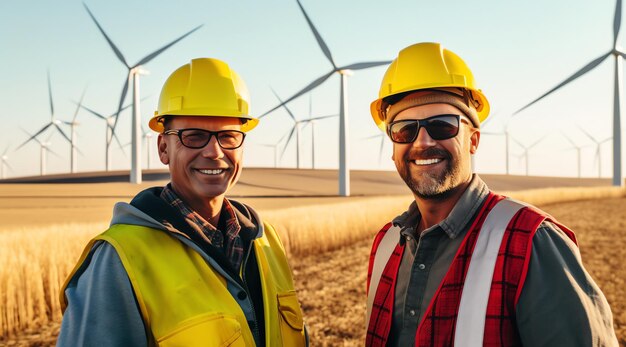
237, 291, 247, 300
409, 309, 416, 316
405, 235, 412, 241
418, 263, 426, 270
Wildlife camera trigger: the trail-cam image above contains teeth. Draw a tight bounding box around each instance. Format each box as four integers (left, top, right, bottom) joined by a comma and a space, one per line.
413, 158, 442, 166
198, 169, 224, 175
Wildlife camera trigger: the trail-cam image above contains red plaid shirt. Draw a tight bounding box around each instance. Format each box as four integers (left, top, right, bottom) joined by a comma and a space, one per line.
160, 184, 244, 270
366, 192, 576, 346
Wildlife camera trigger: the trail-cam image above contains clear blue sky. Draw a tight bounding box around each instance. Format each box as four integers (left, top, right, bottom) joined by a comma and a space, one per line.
0, 0, 621, 178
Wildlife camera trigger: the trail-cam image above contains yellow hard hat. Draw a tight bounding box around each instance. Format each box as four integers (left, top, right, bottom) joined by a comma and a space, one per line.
150, 58, 259, 132
370, 42, 490, 131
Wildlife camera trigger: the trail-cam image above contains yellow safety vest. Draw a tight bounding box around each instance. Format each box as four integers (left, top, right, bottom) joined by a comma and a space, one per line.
62, 222, 306, 347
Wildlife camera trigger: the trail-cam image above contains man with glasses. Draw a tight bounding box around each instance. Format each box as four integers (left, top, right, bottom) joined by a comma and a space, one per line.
58, 58, 307, 346
365, 43, 617, 346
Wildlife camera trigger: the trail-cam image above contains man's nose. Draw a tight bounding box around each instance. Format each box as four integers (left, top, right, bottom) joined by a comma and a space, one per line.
201, 135, 224, 159
411, 125, 436, 149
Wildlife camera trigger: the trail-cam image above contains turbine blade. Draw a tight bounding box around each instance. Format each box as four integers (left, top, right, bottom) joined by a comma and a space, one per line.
47, 70, 54, 119
110, 76, 131, 144
1, 146, 9, 156
280, 126, 297, 159
17, 124, 51, 150
578, 126, 598, 143
513, 53, 610, 115
559, 130, 576, 147
259, 71, 334, 118
72, 86, 88, 122
339, 61, 391, 70
295, 0, 337, 69
529, 135, 546, 149
83, 3, 129, 68
615, 0, 623, 47
270, 88, 297, 122
601, 136, 613, 144
54, 123, 72, 144
112, 128, 126, 151
79, 104, 107, 120
510, 137, 525, 148
136, 24, 203, 66
47, 146, 62, 159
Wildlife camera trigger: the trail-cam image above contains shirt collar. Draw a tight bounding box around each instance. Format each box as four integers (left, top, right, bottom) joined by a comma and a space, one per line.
394, 174, 490, 239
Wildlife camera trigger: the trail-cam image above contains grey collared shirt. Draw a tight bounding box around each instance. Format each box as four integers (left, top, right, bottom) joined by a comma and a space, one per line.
387, 174, 618, 346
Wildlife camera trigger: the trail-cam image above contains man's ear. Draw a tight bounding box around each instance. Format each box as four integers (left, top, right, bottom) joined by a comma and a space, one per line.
470, 129, 480, 155
157, 134, 169, 165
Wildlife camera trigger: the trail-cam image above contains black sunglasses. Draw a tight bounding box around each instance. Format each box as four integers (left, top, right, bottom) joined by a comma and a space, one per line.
163, 128, 246, 149
387, 114, 464, 143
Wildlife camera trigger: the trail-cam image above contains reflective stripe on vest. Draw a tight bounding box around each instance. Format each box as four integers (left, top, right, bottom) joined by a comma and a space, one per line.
454, 198, 527, 346
366, 225, 402, 325
366, 198, 527, 344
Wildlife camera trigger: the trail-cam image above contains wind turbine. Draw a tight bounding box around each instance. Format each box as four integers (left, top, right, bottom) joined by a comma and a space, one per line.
272, 89, 336, 168
78, 102, 131, 171
83, 3, 202, 184
21, 130, 60, 176
513, 0, 624, 186
16, 71, 71, 152
260, 0, 391, 195
481, 122, 511, 175
64, 88, 87, 173
1, 146, 12, 179
510, 135, 546, 176
560, 131, 587, 178
579, 128, 612, 178
301, 94, 337, 169
142, 125, 154, 169
259, 132, 289, 169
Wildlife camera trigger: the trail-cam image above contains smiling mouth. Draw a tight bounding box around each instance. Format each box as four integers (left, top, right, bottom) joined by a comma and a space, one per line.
413, 158, 443, 166
196, 169, 227, 175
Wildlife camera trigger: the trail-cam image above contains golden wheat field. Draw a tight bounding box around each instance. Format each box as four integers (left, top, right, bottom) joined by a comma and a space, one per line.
0, 178, 625, 346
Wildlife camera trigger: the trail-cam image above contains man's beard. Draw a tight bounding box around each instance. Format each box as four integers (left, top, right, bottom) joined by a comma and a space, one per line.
397, 147, 463, 200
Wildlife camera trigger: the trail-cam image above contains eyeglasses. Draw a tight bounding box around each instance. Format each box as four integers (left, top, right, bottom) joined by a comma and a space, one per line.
387, 114, 465, 143
163, 128, 246, 149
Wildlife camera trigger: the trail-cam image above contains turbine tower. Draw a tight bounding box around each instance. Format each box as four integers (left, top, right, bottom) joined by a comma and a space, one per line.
21, 130, 59, 176
16, 71, 71, 152
481, 128, 511, 175
84, 3, 202, 184
560, 131, 586, 178
64, 88, 87, 173
513, 0, 624, 186
579, 128, 612, 178
302, 94, 337, 169
142, 125, 154, 169
260, 0, 391, 196
511, 136, 546, 176
1, 146, 12, 179
79, 103, 131, 171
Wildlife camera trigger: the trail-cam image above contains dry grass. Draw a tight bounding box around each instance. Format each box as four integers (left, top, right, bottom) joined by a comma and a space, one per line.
0, 186, 625, 345
262, 196, 413, 256
0, 223, 105, 339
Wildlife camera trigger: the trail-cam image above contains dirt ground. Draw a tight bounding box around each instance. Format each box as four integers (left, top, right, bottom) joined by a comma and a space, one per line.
2, 197, 625, 346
